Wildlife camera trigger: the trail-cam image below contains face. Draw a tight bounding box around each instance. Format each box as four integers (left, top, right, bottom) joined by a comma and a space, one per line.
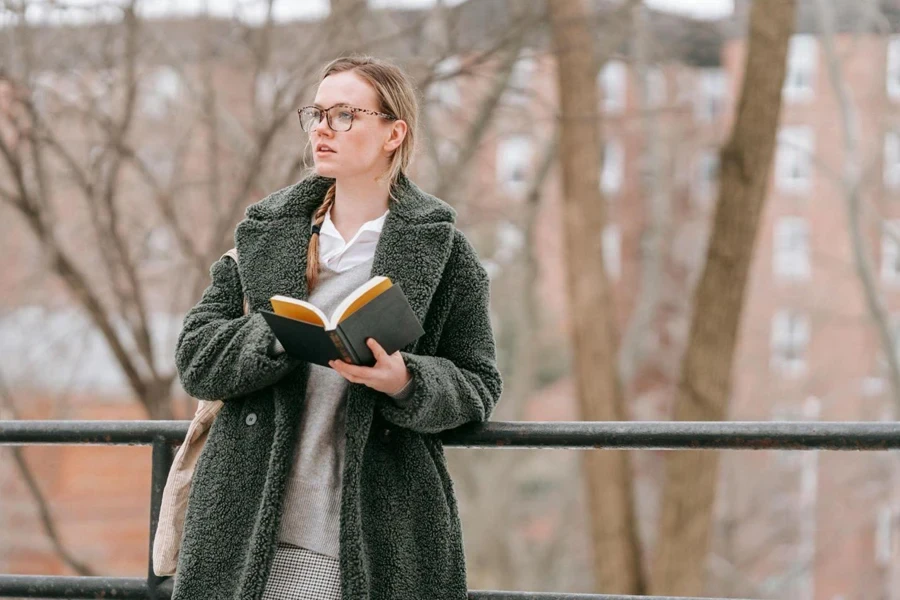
308, 71, 407, 180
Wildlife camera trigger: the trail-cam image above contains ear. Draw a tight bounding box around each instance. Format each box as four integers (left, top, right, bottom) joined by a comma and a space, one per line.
383, 119, 408, 153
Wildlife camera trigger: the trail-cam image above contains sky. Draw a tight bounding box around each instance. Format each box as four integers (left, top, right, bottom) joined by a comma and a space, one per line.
9, 0, 735, 26
644, 0, 733, 19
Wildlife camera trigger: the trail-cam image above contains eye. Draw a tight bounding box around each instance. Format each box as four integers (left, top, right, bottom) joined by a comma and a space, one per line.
336, 110, 353, 121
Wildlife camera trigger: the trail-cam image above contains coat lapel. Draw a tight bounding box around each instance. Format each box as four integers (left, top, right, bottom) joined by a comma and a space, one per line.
234, 171, 457, 327
369, 207, 455, 327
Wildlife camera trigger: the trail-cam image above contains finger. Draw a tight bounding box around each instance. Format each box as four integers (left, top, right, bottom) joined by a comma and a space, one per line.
329, 359, 350, 376
331, 359, 374, 379
330, 360, 361, 383
367, 338, 389, 362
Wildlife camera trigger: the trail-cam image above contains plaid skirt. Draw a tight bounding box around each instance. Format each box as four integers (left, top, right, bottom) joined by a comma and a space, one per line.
260, 542, 342, 600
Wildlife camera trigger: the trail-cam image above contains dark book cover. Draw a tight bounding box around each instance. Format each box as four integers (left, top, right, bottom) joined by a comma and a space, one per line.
259, 284, 425, 368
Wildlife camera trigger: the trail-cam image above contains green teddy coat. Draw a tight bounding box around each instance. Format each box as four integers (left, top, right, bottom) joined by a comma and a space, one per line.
170, 172, 503, 600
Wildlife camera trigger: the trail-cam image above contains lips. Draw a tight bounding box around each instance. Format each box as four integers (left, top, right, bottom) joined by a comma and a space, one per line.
316, 144, 335, 153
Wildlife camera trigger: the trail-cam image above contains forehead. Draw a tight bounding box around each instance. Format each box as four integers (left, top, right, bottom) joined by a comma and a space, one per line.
313, 71, 380, 109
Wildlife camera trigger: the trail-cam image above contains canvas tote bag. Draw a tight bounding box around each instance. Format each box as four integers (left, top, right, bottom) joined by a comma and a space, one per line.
152, 248, 248, 577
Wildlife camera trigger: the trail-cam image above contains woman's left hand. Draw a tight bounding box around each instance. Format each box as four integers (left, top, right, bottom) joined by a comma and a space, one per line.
329, 338, 412, 396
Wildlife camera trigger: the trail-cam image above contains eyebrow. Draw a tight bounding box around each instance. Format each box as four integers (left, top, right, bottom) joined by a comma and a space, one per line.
311, 102, 350, 109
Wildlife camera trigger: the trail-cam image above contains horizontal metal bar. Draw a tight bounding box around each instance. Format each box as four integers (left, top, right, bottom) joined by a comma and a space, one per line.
0, 420, 899, 450
0, 575, 170, 598
447, 420, 900, 450
470, 593, 751, 600
0, 576, 750, 599
0, 420, 187, 445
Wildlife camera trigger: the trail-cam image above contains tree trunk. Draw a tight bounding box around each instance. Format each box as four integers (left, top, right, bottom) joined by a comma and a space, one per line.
547, 0, 644, 593
650, 0, 797, 595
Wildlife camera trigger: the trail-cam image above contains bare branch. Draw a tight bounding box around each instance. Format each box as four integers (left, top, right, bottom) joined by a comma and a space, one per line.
814, 0, 900, 416
0, 374, 98, 576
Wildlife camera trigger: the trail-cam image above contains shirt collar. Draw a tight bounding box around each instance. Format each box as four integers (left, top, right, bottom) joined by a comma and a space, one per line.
320, 206, 389, 241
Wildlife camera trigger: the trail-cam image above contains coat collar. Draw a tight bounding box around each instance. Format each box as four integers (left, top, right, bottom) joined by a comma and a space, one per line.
234, 172, 457, 327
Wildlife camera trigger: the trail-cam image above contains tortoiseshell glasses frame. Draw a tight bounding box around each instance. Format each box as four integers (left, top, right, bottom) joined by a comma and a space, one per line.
297, 103, 398, 132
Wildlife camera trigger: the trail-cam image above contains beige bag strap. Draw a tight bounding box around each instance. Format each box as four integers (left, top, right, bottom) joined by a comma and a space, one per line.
221, 247, 239, 263
220, 247, 249, 315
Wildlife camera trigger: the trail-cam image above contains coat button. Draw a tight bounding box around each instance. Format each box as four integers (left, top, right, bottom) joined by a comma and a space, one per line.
245, 412, 258, 426
379, 427, 392, 442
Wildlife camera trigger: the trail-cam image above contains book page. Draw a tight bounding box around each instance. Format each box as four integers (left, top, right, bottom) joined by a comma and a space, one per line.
329, 276, 393, 328
270, 295, 328, 326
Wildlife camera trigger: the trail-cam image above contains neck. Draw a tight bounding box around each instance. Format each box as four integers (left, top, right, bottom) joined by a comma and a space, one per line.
331, 172, 391, 228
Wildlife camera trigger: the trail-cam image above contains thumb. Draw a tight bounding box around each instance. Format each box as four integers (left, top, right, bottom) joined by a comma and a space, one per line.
367, 338, 388, 362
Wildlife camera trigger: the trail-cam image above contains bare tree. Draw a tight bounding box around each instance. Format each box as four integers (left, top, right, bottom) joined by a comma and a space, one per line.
814, 0, 900, 415
450, 133, 561, 590
547, 0, 644, 593
0, 0, 534, 420
650, 0, 797, 595
812, 2, 900, 598
617, 3, 672, 394
0, 0, 545, 576
0, 373, 96, 575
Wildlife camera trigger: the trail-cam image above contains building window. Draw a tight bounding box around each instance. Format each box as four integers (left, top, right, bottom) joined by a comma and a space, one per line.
783, 35, 817, 101
645, 67, 666, 107
493, 220, 525, 265
427, 55, 462, 109
875, 505, 895, 566
437, 138, 458, 164
776, 126, 814, 192
774, 217, 811, 280
881, 220, 900, 285
884, 314, 900, 369
143, 225, 175, 264
885, 131, 900, 188
862, 375, 887, 397
599, 60, 626, 113
255, 69, 291, 110
137, 145, 175, 182
637, 149, 654, 189
676, 69, 694, 104
693, 68, 727, 123
693, 148, 719, 204
887, 36, 900, 100
496, 134, 532, 195
142, 66, 182, 119
770, 310, 810, 377
603, 225, 621, 280
506, 55, 535, 106
601, 139, 624, 196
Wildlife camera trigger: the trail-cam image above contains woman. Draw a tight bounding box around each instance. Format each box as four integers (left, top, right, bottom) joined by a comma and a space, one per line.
171, 55, 503, 600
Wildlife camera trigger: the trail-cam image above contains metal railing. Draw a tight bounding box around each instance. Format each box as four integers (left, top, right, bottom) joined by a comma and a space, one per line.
1, 419, 898, 600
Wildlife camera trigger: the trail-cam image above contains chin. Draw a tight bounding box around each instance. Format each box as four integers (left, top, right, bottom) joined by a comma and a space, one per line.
313, 163, 339, 178
314, 163, 370, 181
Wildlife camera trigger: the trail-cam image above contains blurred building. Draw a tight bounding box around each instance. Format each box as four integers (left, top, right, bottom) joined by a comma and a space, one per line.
2, 0, 900, 598
715, 16, 900, 600
480, 2, 900, 598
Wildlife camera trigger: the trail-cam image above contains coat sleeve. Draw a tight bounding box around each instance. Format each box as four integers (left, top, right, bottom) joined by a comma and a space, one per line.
175, 255, 301, 401
377, 242, 503, 434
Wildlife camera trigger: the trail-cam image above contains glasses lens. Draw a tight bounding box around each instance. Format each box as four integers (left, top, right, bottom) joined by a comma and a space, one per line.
299, 108, 321, 131
328, 106, 354, 131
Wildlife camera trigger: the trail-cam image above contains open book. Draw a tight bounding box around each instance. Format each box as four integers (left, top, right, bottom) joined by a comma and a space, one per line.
259, 276, 425, 368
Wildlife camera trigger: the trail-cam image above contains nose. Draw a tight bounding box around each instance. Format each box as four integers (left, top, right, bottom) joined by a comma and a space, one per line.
314, 113, 332, 137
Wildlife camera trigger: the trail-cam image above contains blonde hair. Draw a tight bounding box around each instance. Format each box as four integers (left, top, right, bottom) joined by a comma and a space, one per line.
306, 55, 419, 292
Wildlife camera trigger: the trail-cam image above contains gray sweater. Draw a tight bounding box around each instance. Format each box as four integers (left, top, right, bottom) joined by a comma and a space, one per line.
276, 257, 415, 557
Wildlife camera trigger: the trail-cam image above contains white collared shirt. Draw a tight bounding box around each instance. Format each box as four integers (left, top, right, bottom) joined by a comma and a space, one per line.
317, 206, 389, 273
307, 204, 414, 401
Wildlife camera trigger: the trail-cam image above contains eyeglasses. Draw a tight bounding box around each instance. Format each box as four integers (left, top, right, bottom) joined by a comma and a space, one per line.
297, 103, 398, 132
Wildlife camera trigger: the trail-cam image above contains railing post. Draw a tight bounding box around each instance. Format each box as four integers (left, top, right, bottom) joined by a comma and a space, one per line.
148, 435, 174, 599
